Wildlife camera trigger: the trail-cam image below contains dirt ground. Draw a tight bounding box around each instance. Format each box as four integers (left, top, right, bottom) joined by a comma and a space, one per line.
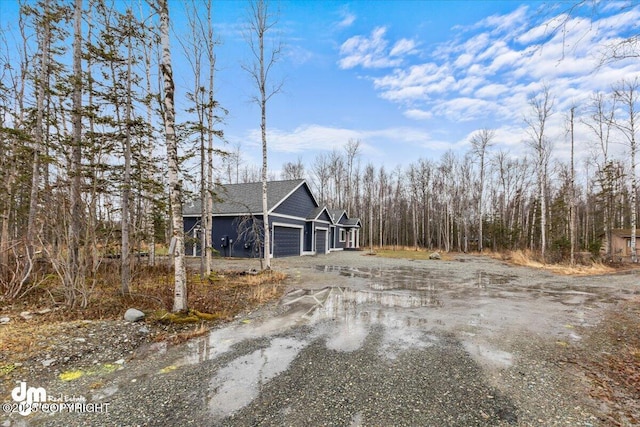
1, 251, 639, 426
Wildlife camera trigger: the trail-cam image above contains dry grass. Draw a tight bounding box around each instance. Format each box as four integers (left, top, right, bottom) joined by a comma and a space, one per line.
1, 263, 287, 321
368, 247, 619, 276
491, 249, 616, 276
370, 248, 454, 261
0, 264, 288, 375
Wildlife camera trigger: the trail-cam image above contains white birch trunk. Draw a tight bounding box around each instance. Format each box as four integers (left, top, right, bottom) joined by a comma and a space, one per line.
159, 0, 187, 311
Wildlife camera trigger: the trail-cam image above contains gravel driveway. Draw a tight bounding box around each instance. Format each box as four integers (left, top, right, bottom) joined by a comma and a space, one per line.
11, 252, 639, 426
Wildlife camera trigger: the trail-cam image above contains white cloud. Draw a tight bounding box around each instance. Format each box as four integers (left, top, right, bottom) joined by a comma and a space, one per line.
338, 27, 418, 69
336, 6, 356, 28
454, 53, 474, 68
475, 83, 510, 99
390, 38, 419, 57
433, 97, 500, 122
337, 12, 356, 28
339, 27, 388, 68
373, 63, 454, 102
353, 3, 640, 136
477, 4, 529, 36
244, 124, 431, 160
404, 109, 432, 120
259, 125, 361, 153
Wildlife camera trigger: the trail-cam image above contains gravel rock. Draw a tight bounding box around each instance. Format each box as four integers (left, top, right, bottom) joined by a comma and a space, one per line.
41, 358, 56, 367
124, 308, 145, 322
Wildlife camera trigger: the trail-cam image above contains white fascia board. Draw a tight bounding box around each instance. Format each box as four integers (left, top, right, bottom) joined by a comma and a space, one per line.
270, 212, 306, 222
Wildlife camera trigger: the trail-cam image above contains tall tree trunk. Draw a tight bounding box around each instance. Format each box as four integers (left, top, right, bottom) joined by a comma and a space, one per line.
27, 0, 52, 272
142, 26, 155, 267
569, 107, 576, 265
470, 129, 494, 253
243, 0, 282, 269
159, 0, 187, 312
613, 78, 638, 263
203, 0, 216, 276
261, 95, 271, 268
525, 85, 554, 261
69, 0, 84, 306
121, 11, 134, 295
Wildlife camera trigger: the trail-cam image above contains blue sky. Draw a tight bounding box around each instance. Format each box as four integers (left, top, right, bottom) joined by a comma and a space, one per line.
2, 0, 639, 175
193, 0, 640, 173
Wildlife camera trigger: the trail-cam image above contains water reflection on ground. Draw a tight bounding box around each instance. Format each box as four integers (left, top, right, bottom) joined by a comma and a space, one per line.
177, 262, 637, 421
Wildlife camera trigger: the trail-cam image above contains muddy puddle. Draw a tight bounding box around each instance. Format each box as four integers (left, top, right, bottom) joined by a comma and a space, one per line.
181, 264, 635, 373
190, 264, 636, 415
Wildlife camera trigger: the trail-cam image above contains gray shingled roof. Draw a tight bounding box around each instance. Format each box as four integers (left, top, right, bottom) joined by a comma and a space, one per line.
344, 218, 361, 227
328, 209, 346, 224
183, 179, 306, 216
307, 206, 333, 221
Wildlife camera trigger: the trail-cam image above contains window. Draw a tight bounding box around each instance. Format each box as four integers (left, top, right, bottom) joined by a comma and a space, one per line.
339, 229, 346, 242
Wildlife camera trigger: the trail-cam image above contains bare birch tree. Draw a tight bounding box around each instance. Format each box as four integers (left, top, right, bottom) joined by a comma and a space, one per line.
243, 0, 282, 270
158, 0, 187, 311
345, 139, 361, 214
182, 0, 221, 278
311, 153, 330, 204
613, 78, 639, 263
525, 85, 554, 260
470, 128, 494, 253
583, 92, 616, 257
569, 107, 577, 264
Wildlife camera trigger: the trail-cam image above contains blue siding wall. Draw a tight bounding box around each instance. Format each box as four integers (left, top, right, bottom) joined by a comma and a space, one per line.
185, 215, 265, 258
317, 211, 332, 222
225, 215, 266, 258
272, 184, 317, 217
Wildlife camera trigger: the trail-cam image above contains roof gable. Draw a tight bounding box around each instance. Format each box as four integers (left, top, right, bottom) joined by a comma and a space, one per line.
271, 180, 318, 216
328, 209, 347, 225
307, 206, 332, 222
344, 218, 362, 227
183, 179, 307, 216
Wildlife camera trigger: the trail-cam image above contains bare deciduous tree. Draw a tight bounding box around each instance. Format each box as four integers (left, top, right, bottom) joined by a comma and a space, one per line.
281, 157, 305, 180
345, 139, 361, 215
612, 77, 639, 263
470, 128, 495, 253
242, 0, 283, 270
583, 92, 616, 257
158, 0, 187, 312
525, 85, 554, 260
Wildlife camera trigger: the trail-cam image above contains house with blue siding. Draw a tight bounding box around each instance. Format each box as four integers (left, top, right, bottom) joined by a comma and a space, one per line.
183, 179, 360, 258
